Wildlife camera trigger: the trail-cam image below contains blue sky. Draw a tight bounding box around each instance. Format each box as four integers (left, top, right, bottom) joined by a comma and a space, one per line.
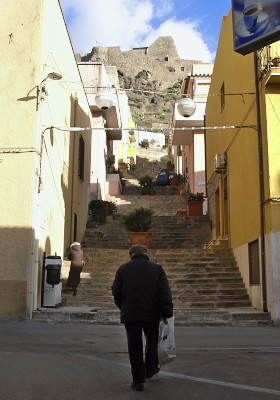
60, 0, 232, 62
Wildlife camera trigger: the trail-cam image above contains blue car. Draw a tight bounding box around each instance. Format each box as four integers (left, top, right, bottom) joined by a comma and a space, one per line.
155, 169, 170, 186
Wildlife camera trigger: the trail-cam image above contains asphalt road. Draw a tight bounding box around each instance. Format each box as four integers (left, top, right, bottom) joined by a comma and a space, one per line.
0, 321, 280, 400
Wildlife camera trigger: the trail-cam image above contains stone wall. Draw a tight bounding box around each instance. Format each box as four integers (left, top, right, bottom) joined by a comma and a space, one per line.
77, 37, 202, 90
122, 146, 169, 180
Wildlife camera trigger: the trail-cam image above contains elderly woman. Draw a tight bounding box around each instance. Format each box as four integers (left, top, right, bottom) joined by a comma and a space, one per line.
67, 242, 84, 296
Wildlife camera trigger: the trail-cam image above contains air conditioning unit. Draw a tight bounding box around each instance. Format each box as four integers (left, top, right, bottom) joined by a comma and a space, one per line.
214, 153, 227, 171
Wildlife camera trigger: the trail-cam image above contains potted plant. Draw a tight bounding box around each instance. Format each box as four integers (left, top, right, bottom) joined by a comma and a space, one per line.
166, 160, 175, 171
187, 192, 205, 216
122, 207, 153, 248
105, 154, 115, 173
138, 174, 155, 195
169, 173, 184, 186
89, 200, 117, 224
118, 161, 128, 170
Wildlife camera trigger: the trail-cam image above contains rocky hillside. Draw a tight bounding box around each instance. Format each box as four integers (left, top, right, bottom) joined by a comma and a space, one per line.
118, 70, 181, 129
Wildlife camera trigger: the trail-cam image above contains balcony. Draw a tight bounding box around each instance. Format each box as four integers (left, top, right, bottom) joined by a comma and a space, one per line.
85, 88, 122, 140
172, 102, 206, 145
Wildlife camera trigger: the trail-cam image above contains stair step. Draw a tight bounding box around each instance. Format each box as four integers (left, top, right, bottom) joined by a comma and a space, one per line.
34, 192, 272, 326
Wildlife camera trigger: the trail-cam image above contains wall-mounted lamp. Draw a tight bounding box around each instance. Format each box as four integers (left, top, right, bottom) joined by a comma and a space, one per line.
40, 72, 62, 87
95, 89, 115, 110
177, 97, 196, 117
38, 72, 62, 106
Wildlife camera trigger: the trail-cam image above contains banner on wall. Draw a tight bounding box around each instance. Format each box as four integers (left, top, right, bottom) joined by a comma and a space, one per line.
232, 0, 280, 55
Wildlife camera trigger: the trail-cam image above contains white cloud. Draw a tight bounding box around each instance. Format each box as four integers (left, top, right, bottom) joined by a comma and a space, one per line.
60, 0, 213, 61
144, 19, 214, 62
154, 0, 174, 19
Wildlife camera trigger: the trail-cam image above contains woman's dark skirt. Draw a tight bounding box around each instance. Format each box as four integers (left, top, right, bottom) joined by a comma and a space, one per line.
67, 266, 83, 288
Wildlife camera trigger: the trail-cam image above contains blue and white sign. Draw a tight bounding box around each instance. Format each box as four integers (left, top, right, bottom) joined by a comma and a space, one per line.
232, 0, 280, 55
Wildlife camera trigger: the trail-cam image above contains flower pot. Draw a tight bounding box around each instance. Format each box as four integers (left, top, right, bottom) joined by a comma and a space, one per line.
187, 201, 203, 216
118, 162, 127, 170
170, 177, 179, 186
273, 58, 280, 67
131, 232, 152, 248
177, 210, 187, 216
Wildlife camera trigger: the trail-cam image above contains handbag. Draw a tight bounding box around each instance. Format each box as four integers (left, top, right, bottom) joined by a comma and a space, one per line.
158, 316, 176, 366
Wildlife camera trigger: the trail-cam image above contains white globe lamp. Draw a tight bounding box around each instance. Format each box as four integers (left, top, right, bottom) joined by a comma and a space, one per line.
95, 90, 115, 110
177, 97, 196, 117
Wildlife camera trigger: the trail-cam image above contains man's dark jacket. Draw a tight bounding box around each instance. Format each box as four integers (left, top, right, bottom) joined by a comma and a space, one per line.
112, 253, 173, 323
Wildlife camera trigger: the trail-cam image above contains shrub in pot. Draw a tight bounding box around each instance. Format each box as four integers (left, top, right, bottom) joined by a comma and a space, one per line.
89, 200, 117, 224
138, 175, 155, 195
187, 192, 205, 216
123, 207, 153, 247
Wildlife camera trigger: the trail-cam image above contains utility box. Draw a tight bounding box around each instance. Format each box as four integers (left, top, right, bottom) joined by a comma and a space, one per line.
43, 255, 62, 307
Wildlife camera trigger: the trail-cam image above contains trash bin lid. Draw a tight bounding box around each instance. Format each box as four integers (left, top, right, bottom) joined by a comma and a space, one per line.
45, 256, 61, 259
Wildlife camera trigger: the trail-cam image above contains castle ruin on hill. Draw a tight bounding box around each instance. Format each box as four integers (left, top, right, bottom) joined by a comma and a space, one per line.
76, 37, 202, 129
76, 36, 202, 90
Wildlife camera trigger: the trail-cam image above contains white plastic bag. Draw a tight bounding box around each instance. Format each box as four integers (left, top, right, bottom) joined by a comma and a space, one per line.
158, 316, 176, 366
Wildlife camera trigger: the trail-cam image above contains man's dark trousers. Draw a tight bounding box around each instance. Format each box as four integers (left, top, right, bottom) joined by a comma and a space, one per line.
124, 321, 159, 384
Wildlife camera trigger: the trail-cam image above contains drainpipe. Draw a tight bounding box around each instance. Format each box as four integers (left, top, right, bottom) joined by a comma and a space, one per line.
219, 175, 225, 238
70, 96, 78, 244
254, 51, 268, 312
203, 115, 208, 206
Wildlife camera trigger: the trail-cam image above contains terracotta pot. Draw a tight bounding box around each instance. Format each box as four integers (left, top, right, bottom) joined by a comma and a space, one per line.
273, 58, 280, 67
187, 201, 203, 216
131, 232, 152, 248
170, 177, 179, 186
118, 162, 127, 170
177, 210, 187, 216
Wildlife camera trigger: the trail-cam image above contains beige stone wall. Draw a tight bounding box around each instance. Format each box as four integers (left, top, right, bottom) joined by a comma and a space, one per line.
0, 281, 27, 319
0, 0, 92, 318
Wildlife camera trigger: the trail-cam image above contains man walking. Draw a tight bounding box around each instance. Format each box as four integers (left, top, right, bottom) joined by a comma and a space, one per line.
112, 244, 173, 391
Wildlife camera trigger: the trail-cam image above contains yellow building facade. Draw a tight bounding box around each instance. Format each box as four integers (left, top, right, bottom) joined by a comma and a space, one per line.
205, 13, 280, 323
0, 0, 92, 319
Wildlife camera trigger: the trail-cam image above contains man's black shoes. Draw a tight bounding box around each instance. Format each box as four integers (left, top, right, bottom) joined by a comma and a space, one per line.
146, 367, 160, 379
131, 382, 145, 391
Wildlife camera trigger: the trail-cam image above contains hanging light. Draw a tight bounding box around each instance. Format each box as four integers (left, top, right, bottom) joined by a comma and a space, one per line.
177, 97, 196, 117
95, 89, 115, 110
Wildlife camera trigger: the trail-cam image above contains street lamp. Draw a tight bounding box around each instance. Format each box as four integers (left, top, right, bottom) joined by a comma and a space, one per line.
95, 89, 115, 110
177, 97, 196, 117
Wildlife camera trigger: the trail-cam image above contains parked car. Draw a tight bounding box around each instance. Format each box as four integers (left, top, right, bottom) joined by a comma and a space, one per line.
155, 169, 170, 186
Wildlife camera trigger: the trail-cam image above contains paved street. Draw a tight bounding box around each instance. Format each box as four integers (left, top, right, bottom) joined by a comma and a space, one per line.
0, 321, 280, 400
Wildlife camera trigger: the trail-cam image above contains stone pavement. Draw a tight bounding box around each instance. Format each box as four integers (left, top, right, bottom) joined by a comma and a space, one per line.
1, 321, 280, 400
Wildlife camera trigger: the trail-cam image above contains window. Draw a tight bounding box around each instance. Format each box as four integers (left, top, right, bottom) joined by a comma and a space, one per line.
164, 57, 169, 61
220, 82, 225, 112
78, 135, 85, 181
181, 67, 185, 71
249, 239, 260, 285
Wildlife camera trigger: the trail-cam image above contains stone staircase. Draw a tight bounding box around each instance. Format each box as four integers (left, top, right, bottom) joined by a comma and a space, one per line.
83, 215, 211, 249
105, 193, 187, 216
33, 248, 272, 326
32, 193, 272, 326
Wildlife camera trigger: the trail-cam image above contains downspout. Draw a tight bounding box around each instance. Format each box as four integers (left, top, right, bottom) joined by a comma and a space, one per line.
70, 96, 78, 244
203, 114, 208, 214
219, 175, 225, 238
254, 51, 268, 312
